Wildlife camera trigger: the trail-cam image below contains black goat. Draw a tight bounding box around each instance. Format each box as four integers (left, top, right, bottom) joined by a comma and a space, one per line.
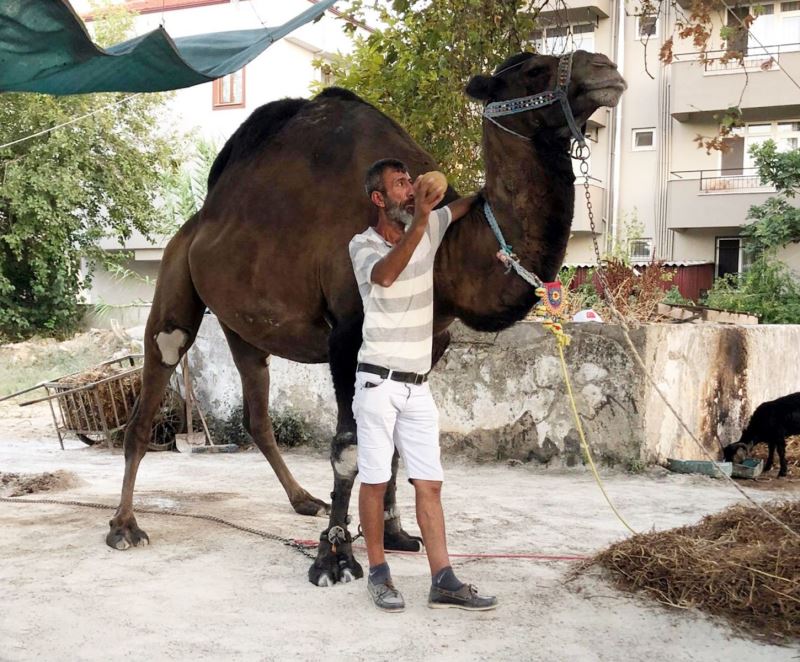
723, 392, 800, 477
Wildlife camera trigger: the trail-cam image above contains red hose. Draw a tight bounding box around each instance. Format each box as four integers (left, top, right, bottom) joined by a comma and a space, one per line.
292, 539, 588, 562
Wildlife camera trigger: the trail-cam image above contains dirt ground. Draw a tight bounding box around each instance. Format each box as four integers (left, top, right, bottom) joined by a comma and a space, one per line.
1, 399, 798, 662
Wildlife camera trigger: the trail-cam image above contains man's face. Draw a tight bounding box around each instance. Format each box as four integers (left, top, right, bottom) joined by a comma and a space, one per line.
379, 169, 414, 226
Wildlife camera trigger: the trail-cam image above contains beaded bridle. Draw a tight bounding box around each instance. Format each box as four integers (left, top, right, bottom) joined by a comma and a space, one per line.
482, 52, 586, 148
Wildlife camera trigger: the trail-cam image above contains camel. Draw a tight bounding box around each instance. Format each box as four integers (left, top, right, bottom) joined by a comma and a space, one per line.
106, 50, 626, 586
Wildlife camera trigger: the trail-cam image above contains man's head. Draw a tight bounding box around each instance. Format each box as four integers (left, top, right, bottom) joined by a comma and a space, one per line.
365, 158, 414, 227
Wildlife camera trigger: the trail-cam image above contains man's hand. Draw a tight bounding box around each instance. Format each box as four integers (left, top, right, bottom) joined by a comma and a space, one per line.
413, 171, 447, 221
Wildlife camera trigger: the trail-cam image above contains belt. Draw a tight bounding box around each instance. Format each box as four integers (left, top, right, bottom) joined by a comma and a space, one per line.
357, 363, 428, 385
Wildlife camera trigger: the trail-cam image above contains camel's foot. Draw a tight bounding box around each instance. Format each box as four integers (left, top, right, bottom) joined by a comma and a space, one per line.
106, 515, 150, 550
290, 490, 330, 517
384, 519, 423, 552
308, 528, 363, 587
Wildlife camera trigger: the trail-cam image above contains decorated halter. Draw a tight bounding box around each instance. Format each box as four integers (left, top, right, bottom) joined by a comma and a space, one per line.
482, 52, 586, 148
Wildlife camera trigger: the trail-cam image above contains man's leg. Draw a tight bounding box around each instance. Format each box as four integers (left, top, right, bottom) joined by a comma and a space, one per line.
354, 374, 404, 612
411, 479, 450, 575
359, 481, 389, 568
397, 384, 497, 611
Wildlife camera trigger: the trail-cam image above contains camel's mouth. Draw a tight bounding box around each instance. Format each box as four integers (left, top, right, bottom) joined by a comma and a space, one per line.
579, 77, 627, 108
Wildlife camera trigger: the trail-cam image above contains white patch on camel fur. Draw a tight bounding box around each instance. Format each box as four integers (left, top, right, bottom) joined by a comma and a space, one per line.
333, 445, 358, 478
155, 329, 188, 366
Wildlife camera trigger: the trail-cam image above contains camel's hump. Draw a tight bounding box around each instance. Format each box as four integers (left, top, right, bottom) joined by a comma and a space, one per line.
207, 88, 372, 192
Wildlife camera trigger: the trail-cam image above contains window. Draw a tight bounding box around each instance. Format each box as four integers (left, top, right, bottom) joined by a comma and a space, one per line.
728, 120, 800, 168
629, 238, 654, 260
213, 68, 245, 109
632, 128, 656, 151
734, 2, 800, 55
533, 23, 595, 55
636, 13, 659, 39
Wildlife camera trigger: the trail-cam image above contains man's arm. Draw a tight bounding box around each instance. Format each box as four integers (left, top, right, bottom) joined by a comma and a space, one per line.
446, 193, 480, 223
370, 179, 444, 288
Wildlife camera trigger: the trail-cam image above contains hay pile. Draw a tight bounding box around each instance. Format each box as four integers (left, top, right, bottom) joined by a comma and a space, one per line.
586, 500, 800, 642
752, 436, 800, 472
58, 363, 141, 429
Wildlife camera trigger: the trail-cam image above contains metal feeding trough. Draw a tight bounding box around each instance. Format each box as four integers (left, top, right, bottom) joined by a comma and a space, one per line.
731, 458, 764, 479
667, 459, 733, 478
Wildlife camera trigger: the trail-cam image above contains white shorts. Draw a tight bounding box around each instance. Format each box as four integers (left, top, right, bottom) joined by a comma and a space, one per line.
352, 370, 443, 484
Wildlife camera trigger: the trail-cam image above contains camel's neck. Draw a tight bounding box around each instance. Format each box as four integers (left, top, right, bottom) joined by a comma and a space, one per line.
434, 124, 575, 333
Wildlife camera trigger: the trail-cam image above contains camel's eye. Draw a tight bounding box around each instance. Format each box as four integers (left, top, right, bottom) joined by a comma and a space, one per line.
526, 65, 549, 78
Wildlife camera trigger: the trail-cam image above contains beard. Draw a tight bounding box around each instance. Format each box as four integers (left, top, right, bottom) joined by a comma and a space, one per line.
385, 197, 414, 227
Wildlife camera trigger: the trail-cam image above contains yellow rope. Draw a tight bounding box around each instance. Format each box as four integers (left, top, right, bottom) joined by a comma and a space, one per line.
555, 339, 638, 535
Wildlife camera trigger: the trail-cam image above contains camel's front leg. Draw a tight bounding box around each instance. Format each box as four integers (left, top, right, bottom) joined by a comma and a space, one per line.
310, 319, 365, 586
309, 430, 363, 586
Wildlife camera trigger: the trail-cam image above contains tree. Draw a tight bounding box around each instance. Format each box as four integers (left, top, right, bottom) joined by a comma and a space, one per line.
0, 2, 180, 340
740, 141, 800, 256
322, 0, 542, 191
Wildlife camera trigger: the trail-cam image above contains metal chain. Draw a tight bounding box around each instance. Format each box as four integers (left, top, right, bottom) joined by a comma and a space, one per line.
0, 496, 317, 559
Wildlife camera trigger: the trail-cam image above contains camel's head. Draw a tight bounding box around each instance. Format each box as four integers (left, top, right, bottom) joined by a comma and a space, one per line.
466, 50, 626, 142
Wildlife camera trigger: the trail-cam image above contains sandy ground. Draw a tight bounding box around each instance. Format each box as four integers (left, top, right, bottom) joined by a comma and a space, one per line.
1, 400, 798, 662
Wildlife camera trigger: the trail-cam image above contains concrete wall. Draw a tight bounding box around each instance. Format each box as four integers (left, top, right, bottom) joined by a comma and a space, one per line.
185, 315, 800, 467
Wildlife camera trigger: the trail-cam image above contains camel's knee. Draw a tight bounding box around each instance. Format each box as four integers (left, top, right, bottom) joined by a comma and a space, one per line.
332, 431, 358, 480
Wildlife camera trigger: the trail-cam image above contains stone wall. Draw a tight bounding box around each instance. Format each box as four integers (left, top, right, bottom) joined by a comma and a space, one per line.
186, 315, 800, 467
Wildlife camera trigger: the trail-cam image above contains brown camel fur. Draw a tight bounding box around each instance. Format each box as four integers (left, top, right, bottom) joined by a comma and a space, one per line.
106, 50, 625, 586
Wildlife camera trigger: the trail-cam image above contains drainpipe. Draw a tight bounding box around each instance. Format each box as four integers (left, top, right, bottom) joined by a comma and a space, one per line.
609, 0, 625, 254
654, 3, 674, 259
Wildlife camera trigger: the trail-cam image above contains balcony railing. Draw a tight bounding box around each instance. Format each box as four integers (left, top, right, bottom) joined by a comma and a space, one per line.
670, 168, 772, 194
672, 43, 800, 75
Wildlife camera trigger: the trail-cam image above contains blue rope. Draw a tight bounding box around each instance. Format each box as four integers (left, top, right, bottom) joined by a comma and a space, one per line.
483, 201, 544, 288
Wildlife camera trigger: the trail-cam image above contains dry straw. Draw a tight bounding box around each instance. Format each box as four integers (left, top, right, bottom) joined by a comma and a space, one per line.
583, 500, 800, 643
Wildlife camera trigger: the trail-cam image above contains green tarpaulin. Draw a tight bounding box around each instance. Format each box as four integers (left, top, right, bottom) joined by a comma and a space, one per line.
0, 0, 337, 95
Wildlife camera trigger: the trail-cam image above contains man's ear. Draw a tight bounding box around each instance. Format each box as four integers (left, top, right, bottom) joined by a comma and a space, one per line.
465, 74, 503, 101
371, 190, 385, 208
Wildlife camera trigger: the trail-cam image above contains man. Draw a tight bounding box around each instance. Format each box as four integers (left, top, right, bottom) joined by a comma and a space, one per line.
348, 158, 498, 613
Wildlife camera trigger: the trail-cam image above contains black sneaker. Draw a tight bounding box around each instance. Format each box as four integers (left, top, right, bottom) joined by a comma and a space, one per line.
367, 577, 405, 613
428, 583, 498, 611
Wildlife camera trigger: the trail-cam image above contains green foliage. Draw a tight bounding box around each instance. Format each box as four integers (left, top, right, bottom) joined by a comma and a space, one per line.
740, 141, 800, 257
662, 285, 691, 306
206, 405, 251, 446
319, 1, 541, 191
704, 258, 800, 324
0, 2, 181, 340
159, 137, 219, 235
271, 411, 315, 448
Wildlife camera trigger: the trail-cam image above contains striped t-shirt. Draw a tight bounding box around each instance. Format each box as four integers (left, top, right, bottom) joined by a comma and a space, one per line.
349, 207, 452, 374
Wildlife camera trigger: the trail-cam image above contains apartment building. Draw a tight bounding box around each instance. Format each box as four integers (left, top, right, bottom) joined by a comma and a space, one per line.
539, 0, 800, 296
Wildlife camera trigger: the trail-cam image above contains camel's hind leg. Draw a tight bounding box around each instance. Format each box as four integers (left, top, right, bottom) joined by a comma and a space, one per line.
221, 325, 328, 516
107, 223, 206, 550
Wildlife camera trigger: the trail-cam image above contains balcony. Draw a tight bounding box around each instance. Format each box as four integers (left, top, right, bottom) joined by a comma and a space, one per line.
571, 180, 605, 233
534, 1, 611, 25
667, 168, 779, 230
671, 46, 800, 122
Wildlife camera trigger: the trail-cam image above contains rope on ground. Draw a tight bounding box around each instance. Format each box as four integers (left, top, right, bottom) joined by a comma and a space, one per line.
0, 495, 315, 559
0, 496, 587, 562
556, 342, 638, 535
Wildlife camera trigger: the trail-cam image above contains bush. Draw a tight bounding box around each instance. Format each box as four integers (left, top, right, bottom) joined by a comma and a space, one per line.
703, 258, 800, 324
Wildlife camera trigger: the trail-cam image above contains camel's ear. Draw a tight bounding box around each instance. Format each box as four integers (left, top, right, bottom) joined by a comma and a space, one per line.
465, 74, 502, 101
